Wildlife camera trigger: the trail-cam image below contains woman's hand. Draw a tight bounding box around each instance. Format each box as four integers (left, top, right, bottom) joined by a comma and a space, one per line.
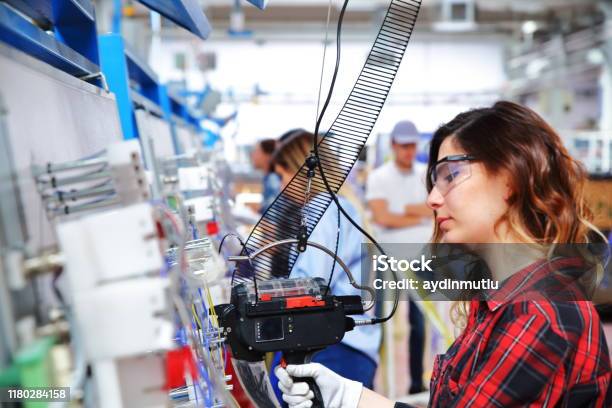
274, 363, 363, 408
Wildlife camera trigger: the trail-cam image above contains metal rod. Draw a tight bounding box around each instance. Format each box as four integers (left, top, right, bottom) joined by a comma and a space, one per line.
185, 238, 213, 248
49, 196, 120, 216
32, 157, 108, 176
38, 171, 111, 188
162, 153, 197, 162
44, 184, 116, 203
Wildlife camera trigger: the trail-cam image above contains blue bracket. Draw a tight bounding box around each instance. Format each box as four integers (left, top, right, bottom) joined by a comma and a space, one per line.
178, 84, 211, 110
245, 0, 269, 10
208, 112, 238, 128
0, 2, 99, 77
202, 128, 220, 148
134, 0, 211, 39
168, 93, 188, 122
171, 93, 201, 129
173, 84, 238, 146
4, 0, 99, 64
124, 43, 162, 106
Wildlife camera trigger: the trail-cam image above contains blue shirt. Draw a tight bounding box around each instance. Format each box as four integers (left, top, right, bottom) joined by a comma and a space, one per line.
290, 196, 382, 363
261, 172, 281, 214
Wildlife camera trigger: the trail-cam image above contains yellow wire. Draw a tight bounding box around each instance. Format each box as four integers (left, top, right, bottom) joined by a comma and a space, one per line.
192, 304, 202, 329
205, 284, 218, 327
203, 281, 224, 369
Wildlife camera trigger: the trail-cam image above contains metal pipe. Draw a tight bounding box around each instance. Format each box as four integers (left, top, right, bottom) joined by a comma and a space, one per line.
44, 184, 116, 203
38, 171, 111, 189
32, 157, 108, 177
162, 153, 196, 162
48, 196, 120, 216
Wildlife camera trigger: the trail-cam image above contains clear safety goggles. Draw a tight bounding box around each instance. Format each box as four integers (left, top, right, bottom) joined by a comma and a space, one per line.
429, 154, 477, 195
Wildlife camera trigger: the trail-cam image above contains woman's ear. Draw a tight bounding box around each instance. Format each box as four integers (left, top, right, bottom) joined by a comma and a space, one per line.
502, 172, 515, 201
504, 183, 512, 201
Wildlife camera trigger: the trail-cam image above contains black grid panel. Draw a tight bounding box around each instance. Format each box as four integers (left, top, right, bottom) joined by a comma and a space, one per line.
235, 0, 422, 285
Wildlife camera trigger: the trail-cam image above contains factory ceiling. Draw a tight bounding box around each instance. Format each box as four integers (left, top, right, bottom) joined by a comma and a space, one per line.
118, 0, 606, 40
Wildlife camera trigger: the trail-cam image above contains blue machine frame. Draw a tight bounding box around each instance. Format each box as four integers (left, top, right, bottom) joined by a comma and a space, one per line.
0, 0, 99, 77
0, 0, 230, 152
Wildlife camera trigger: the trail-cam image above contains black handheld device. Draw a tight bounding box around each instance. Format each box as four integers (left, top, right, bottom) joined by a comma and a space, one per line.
215, 277, 365, 408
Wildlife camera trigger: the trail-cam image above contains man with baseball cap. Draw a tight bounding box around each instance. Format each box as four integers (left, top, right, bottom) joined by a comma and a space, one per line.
365, 120, 432, 395
366, 120, 431, 237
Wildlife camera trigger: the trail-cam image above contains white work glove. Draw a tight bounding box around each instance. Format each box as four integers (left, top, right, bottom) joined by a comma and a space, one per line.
274, 363, 363, 408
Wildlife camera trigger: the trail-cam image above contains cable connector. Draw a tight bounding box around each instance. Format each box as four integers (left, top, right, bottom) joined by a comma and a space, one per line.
305, 153, 318, 178
297, 225, 308, 252
299, 153, 319, 233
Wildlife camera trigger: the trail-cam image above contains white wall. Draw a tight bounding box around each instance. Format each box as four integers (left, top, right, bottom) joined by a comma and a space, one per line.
149, 35, 507, 145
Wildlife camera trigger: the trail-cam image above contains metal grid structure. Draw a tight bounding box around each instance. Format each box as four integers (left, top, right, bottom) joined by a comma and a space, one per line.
236, 0, 423, 284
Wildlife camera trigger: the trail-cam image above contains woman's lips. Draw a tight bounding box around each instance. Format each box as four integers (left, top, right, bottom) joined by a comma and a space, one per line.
437, 217, 451, 228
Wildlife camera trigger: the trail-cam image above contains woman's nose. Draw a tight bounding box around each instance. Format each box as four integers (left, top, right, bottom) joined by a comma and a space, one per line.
427, 186, 444, 210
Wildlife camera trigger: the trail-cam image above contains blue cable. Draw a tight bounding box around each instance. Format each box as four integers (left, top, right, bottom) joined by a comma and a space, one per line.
191, 221, 199, 240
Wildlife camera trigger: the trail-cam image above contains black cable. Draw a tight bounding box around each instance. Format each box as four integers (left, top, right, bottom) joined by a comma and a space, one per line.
323, 202, 341, 296
313, 0, 349, 138
219, 232, 247, 255
315, 0, 349, 299
313, 0, 399, 324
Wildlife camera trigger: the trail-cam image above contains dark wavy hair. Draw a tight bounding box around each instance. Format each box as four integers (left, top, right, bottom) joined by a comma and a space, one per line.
257, 138, 277, 173
426, 101, 603, 244
427, 101, 607, 328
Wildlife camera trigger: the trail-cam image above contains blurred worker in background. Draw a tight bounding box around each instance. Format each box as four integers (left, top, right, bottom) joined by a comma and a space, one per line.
251, 138, 281, 213
279, 127, 306, 142
268, 130, 382, 405
366, 120, 432, 394
366, 120, 432, 242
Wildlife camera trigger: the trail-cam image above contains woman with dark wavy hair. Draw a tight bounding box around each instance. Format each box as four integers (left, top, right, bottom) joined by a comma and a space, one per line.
275, 101, 611, 408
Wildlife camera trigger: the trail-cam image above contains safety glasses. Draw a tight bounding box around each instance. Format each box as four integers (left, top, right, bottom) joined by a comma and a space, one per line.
429, 154, 477, 195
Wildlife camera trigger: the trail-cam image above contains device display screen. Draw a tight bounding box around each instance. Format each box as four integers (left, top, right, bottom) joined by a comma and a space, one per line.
256, 317, 284, 342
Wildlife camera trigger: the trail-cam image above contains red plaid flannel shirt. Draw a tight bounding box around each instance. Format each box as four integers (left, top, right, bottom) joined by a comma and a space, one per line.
427, 257, 611, 407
